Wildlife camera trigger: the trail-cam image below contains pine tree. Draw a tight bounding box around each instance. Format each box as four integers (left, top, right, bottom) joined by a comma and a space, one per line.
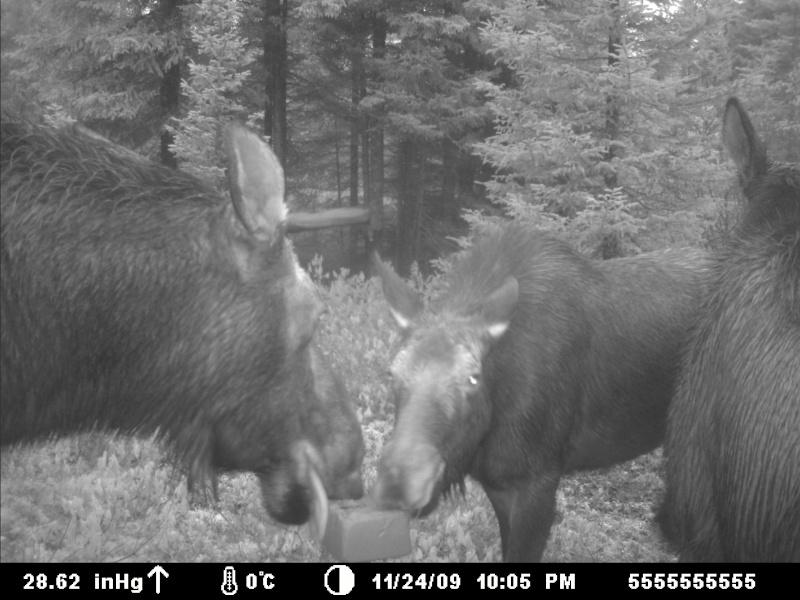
168, 0, 257, 185
472, 0, 737, 255
8, 0, 183, 151
727, 0, 800, 161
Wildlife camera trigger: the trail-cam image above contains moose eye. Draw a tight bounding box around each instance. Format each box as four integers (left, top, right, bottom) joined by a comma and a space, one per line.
468, 374, 480, 386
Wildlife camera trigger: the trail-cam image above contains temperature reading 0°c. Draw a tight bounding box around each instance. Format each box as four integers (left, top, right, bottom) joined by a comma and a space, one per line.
246, 572, 275, 590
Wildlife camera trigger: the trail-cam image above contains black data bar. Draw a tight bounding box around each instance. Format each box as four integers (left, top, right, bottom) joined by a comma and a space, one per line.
3, 563, 790, 597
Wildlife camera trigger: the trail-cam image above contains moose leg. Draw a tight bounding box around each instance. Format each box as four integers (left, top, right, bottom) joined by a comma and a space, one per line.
485, 473, 560, 562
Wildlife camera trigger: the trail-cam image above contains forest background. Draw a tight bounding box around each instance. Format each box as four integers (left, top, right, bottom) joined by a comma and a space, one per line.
3, 0, 798, 275
1, 0, 798, 563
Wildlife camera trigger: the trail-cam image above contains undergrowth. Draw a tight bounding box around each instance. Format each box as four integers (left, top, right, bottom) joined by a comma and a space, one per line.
1, 259, 675, 563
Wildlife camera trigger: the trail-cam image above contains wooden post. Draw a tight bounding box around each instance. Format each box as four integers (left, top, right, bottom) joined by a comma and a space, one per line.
286, 207, 371, 233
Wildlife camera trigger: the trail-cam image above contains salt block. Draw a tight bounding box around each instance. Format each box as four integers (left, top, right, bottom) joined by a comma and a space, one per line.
321, 499, 411, 562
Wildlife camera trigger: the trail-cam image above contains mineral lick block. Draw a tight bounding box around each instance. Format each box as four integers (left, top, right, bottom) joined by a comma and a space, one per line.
321, 499, 411, 562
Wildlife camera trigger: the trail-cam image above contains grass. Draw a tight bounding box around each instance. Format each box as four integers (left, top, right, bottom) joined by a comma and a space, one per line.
0, 266, 676, 563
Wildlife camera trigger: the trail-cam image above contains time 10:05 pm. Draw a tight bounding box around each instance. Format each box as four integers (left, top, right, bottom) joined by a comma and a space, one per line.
478, 573, 532, 590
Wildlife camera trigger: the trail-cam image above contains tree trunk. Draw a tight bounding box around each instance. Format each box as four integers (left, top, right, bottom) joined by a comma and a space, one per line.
604, 0, 621, 190
441, 138, 460, 222
158, 0, 182, 168
334, 114, 342, 208
349, 48, 364, 262
368, 14, 387, 257
264, 0, 288, 165
360, 111, 371, 261
396, 137, 423, 275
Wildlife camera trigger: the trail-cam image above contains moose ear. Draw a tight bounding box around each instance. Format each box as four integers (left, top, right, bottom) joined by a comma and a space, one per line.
477, 276, 518, 340
372, 253, 423, 331
722, 97, 768, 187
225, 123, 286, 243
